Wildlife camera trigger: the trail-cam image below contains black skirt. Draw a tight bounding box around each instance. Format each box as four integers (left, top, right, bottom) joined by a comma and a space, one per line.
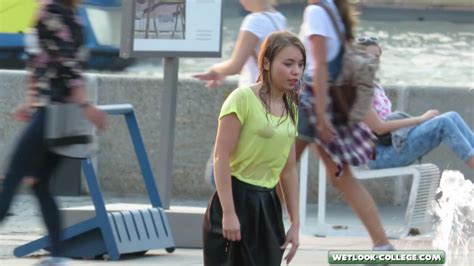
203, 177, 285, 266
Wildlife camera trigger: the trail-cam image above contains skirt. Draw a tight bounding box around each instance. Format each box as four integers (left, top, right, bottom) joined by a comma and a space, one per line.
203, 177, 285, 266
298, 85, 376, 176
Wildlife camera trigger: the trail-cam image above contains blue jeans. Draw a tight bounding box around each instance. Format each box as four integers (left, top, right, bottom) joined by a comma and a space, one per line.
0, 109, 63, 256
368, 112, 474, 169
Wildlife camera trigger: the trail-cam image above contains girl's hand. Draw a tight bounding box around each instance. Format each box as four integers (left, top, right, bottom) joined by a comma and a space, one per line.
281, 223, 300, 264
222, 211, 241, 241
316, 116, 336, 143
193, 70, 226, 88
12, 103, 32, 122
420, 109, 439, 122
83, 105, 106, 131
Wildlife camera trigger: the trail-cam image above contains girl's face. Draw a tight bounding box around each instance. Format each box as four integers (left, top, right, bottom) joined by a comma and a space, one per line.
365, 45, 382, 60
269, 45, 305, 92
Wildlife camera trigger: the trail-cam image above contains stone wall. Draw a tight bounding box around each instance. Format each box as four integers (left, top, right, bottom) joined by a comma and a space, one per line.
1, 70, 472, 204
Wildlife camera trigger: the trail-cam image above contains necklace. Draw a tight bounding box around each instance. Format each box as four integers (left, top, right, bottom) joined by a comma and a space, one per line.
259, 86, 287, 129
266, 102, 286, 129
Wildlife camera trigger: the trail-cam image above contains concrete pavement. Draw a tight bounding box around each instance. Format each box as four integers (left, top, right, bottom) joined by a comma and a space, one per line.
0, 194, 472, 265
2, 234, 469, 266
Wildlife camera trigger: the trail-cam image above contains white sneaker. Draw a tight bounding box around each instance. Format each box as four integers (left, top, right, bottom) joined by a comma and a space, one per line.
373, 244, 396, 251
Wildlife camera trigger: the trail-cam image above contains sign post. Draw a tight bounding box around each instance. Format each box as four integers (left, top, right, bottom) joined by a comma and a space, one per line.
120, 0, 223, 209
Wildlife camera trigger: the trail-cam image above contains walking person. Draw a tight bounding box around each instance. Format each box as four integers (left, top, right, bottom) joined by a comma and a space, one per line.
194, 0, 286, 88
357, 37, 474, 170
0, 0, 106, 265
203, 31, 303, 265
296, 0, 394, 250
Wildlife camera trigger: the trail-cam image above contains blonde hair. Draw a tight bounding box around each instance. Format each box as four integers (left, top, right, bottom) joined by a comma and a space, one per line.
257, 31, 306, 125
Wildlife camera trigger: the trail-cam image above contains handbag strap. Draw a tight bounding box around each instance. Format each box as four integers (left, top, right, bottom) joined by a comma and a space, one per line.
315, 2, 346, 44
261, 12, 282, 32
252, 12, 284, 60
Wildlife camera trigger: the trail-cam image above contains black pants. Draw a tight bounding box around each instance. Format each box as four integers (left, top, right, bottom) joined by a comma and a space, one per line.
0, 109, 63, 256
203, 177, 285, 266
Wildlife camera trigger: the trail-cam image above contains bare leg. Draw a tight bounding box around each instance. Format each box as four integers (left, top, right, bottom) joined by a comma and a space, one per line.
316, 145, 390, 247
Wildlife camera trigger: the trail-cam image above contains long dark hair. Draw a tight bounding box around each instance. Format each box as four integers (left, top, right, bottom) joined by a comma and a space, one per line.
256, 31, 306, 126
334, 0, 358, 41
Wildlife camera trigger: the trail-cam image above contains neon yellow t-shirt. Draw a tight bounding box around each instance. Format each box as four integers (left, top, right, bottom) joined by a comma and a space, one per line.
219, 86, 297, 188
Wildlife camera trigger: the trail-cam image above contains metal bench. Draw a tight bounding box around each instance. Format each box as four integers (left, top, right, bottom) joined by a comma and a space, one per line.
298, 149, 441, 237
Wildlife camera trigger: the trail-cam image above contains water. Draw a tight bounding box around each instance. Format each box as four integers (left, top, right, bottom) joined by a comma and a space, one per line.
125, 5, 474, 88
432, 171, 474, 265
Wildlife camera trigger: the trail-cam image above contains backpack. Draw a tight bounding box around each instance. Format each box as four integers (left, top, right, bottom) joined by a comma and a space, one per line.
316, 2, 378, 125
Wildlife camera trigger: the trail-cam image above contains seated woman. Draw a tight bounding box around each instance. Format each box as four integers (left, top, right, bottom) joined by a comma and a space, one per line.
359, 37, 474, 170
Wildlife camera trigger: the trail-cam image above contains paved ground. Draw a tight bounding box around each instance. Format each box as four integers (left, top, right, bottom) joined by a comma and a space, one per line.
0, 194, 472, 265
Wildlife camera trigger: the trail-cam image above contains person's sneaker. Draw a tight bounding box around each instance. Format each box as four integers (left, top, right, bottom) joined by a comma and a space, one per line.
373, 243, 396, 251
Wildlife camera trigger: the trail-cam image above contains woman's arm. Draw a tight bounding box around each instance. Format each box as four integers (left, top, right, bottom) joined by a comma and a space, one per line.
212, 31, 259, 75
364, 108, 439, 135
12, 76, 36, 121
279, 143, 299, 264
309, 35, 335, 142
193, 31, 259, 87
214, 113, 242, 241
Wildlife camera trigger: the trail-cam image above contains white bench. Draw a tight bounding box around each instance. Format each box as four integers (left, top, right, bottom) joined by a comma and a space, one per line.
298, 149, 441, 237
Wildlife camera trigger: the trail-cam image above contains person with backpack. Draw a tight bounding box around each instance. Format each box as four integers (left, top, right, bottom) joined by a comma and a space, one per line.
203, 31, 303, 266
0, 1, 106, 265
296, 0, 394, 250
193, 0, 286, 88
358, 37, 474, 170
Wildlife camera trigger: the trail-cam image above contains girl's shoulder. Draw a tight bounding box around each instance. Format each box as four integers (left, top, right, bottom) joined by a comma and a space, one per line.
229, 85, 262, 104
229, 86, 253, 99
243, 11, 285, 24
302, 4, 331, 24
304, 2, 336, 19
304, 4, 323, 14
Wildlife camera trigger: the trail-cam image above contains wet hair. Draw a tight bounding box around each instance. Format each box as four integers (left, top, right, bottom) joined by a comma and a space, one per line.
334, 0, 359, 41
257, 31, 306, 126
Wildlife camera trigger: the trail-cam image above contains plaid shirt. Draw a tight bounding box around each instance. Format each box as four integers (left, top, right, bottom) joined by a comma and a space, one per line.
300, 86, 376, 176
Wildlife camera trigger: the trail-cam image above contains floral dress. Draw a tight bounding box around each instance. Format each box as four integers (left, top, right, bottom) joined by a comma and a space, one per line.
25, 0, 88, 106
